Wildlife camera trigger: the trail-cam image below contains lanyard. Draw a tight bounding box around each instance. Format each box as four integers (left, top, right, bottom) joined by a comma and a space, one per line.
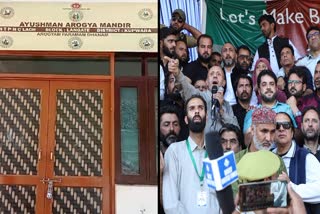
186, 139, 208, 184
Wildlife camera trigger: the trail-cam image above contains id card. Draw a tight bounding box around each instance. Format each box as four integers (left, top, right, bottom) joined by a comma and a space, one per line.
197, 190, 207, 207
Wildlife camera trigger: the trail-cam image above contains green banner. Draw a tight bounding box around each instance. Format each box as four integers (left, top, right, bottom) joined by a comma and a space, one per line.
206, 0, 266, 53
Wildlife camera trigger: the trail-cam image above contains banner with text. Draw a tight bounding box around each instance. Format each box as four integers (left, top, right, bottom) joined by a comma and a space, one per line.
0, 2, 157, 52
206, 0, 320, 56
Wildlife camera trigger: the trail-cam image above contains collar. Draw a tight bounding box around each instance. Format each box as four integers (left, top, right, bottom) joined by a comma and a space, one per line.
276, 140, 295, 158
196, 58, 209, 69
267, 35, 277, 44
257, 101, 279, 109
307, 52, 320, 59
304, 143, 320, 151
224, 65, 235, 73
187, 136, 205, 151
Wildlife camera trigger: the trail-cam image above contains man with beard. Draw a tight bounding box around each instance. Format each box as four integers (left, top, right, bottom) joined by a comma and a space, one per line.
159, 104, 181, 154
221, 42, 237, 105
166, 55, 239, 133
160, 27, 177, 101
209, 52, 222, 67
297, 26, 320, 85
232, 74, 253, 143
252, 14, 301, 77
243, 70, 297, 145
301, 106, 320, 162
183, 34, 213, 84
232, 107, 287, 195
286, 66, 318, 129
159, 104, 181, 214
162, 94, 220, 213
272, 112, 320, 213
230, 45, 253, 106
174, 39, 189, 70
162, 9, 202, 48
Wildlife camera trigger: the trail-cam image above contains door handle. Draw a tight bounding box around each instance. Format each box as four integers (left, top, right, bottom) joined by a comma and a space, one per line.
38, 150, 42, 160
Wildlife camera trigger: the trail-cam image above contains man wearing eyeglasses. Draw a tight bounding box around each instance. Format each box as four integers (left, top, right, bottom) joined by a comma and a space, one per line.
286, 66, 318, 129
297, 26, 320, 88
273, 112, 320, 213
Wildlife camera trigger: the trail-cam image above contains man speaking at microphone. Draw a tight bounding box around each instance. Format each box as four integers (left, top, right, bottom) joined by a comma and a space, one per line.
162, 94, 221, 213
166, 55, 239, 133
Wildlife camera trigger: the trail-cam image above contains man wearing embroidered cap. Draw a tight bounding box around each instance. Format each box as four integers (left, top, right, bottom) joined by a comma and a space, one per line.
232, 107, 287, 196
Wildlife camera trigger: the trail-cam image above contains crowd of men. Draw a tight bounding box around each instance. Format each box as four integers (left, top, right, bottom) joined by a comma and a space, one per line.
160, 9, 320, 214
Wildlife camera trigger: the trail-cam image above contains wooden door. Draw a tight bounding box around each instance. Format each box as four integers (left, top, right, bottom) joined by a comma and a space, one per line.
0, 79, 113, 213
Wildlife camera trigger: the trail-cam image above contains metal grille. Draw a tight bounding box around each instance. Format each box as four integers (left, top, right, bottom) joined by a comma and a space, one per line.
0, 185, 36, 213
0, 88, 40, 175
53, 187, 102, 214
54, 90, 103, 176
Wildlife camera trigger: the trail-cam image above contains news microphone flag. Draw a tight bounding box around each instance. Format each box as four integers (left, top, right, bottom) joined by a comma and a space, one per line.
203, 151, 238, 191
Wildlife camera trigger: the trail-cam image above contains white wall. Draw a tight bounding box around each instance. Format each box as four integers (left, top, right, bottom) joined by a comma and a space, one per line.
116, 185, 157, 214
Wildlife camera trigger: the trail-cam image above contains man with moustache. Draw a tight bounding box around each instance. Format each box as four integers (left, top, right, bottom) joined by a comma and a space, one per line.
219, 123, 244, 153
221, 42, 237, 105
285, 66, 318, 129
252, 14, 301, 77
159, 104, 181, 154
232, 74, 253, 140
160, 27, 177, 100
183, 34, 213, 84
162, 95, 220, 213
159, 104, 181, 214
301, 106, 320, 162
174, 39, 189, 70
209, 52, 222, 67
273, 112, 320, 213
242, 70, 297, 145
232, 107, 287, 195
167, 55, 239, 133
230, 45, 253, 106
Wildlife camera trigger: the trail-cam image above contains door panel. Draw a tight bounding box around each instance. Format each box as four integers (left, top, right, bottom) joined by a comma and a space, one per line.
0, 80, 112, 213
53, 89, 103, 177
0, 185, 36, 213
45, 81, 111, 213
52, 187, 102, 213
0, 81, 49, 213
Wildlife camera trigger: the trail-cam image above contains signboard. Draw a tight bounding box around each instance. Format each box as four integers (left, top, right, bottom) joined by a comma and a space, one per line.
206, 0, 320, 56
0, 2, 157, 52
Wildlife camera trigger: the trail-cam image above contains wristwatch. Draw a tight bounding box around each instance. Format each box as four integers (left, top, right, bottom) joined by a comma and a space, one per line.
295, 111, 302, 117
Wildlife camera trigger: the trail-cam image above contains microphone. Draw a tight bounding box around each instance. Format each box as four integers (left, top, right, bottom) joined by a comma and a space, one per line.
211, 86, 224, 111
211, 85, 219, 111
203, 132, 237, 214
